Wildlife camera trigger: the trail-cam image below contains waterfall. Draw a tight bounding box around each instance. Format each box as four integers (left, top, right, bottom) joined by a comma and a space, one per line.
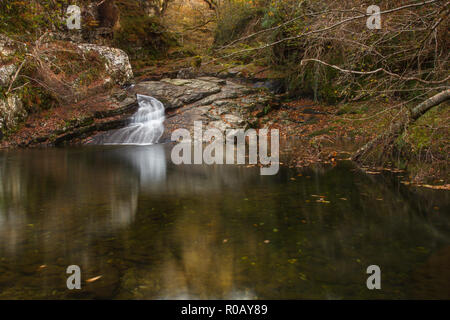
103, 94, 165, 145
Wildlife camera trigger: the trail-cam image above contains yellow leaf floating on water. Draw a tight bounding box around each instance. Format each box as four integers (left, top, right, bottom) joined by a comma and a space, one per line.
86, 275, 102, 283
400, 182, 449, 190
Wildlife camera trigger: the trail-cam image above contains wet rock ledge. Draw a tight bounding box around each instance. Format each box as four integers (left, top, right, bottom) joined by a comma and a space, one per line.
87, 76, 281, 145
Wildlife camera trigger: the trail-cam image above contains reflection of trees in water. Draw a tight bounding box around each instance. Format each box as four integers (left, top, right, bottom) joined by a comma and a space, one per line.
0, 147, 449, 298
0, 149, 140, 257
113, 163, 450, 299
0, 155, 28, 255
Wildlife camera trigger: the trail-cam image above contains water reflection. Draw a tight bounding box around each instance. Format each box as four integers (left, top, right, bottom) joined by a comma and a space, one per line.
0, 145, 449, 299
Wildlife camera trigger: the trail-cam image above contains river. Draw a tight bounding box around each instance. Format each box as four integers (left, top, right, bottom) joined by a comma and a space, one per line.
0, 144, 449, 299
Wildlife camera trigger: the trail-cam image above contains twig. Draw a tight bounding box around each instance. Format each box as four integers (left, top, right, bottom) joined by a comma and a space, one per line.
300, 58, 450, 84
6, 58, 26, 95
207, 0, 441, 64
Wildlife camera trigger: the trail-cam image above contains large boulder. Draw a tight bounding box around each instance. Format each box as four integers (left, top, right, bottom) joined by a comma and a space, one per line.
1, 34, 26, 136
0, 94, 25, 134
0, 64, 16, 87
0, 34, 21, 88
77, 43, 133, 86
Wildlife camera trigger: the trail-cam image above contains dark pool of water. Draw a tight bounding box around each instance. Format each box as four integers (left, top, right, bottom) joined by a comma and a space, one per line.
0, 144, 449, 299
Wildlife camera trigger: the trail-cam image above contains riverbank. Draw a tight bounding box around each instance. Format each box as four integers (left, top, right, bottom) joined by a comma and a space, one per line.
1, 64, 448, 187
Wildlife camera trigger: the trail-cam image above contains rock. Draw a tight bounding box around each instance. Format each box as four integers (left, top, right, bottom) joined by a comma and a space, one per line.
0, 34, 18, 57
253, 79, 285, 94
225, 65, 246, 78
177, 67, 196, 79
0, 64, 16, 87
197, 77, 227, 85
223, 114, 245, 126
212, 100, 231, 107
19, 73, 278, 147
190, 83, 248, 108
207, 120, 229, 132
132, 78, 221, 109
1, 34, 24, 88
0, 94, 26, 133
76, 43, 133, 85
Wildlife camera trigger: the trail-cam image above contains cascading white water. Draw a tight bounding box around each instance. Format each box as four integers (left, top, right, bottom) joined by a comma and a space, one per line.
103, 94, 165, 145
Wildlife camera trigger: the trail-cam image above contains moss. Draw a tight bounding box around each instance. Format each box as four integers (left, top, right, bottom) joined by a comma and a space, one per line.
191, 56, 202, 69
336, 103, 369, 115
308, 127, 336, 138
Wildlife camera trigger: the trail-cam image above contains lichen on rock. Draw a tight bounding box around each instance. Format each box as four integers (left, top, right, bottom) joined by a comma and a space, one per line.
0, 94, 25, 134
77, 43, 134, 86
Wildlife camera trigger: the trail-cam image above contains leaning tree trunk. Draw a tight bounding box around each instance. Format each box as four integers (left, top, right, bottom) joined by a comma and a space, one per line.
352, 89, 450, 162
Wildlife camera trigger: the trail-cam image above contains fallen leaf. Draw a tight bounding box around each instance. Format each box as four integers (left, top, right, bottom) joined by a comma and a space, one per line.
365, 171, 381, 175
86, 275, 102, 283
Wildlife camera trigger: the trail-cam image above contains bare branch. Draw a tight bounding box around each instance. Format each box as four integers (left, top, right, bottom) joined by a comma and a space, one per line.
207, 0, 442, 64
300, 58, 450, 84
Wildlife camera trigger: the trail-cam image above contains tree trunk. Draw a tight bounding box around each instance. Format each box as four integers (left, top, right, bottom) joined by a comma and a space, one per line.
410, 89, 450, 120
352, 89, 450, 162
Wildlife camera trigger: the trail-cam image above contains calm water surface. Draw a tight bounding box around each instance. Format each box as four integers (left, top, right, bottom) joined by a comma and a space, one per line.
0, 144, 449, 299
